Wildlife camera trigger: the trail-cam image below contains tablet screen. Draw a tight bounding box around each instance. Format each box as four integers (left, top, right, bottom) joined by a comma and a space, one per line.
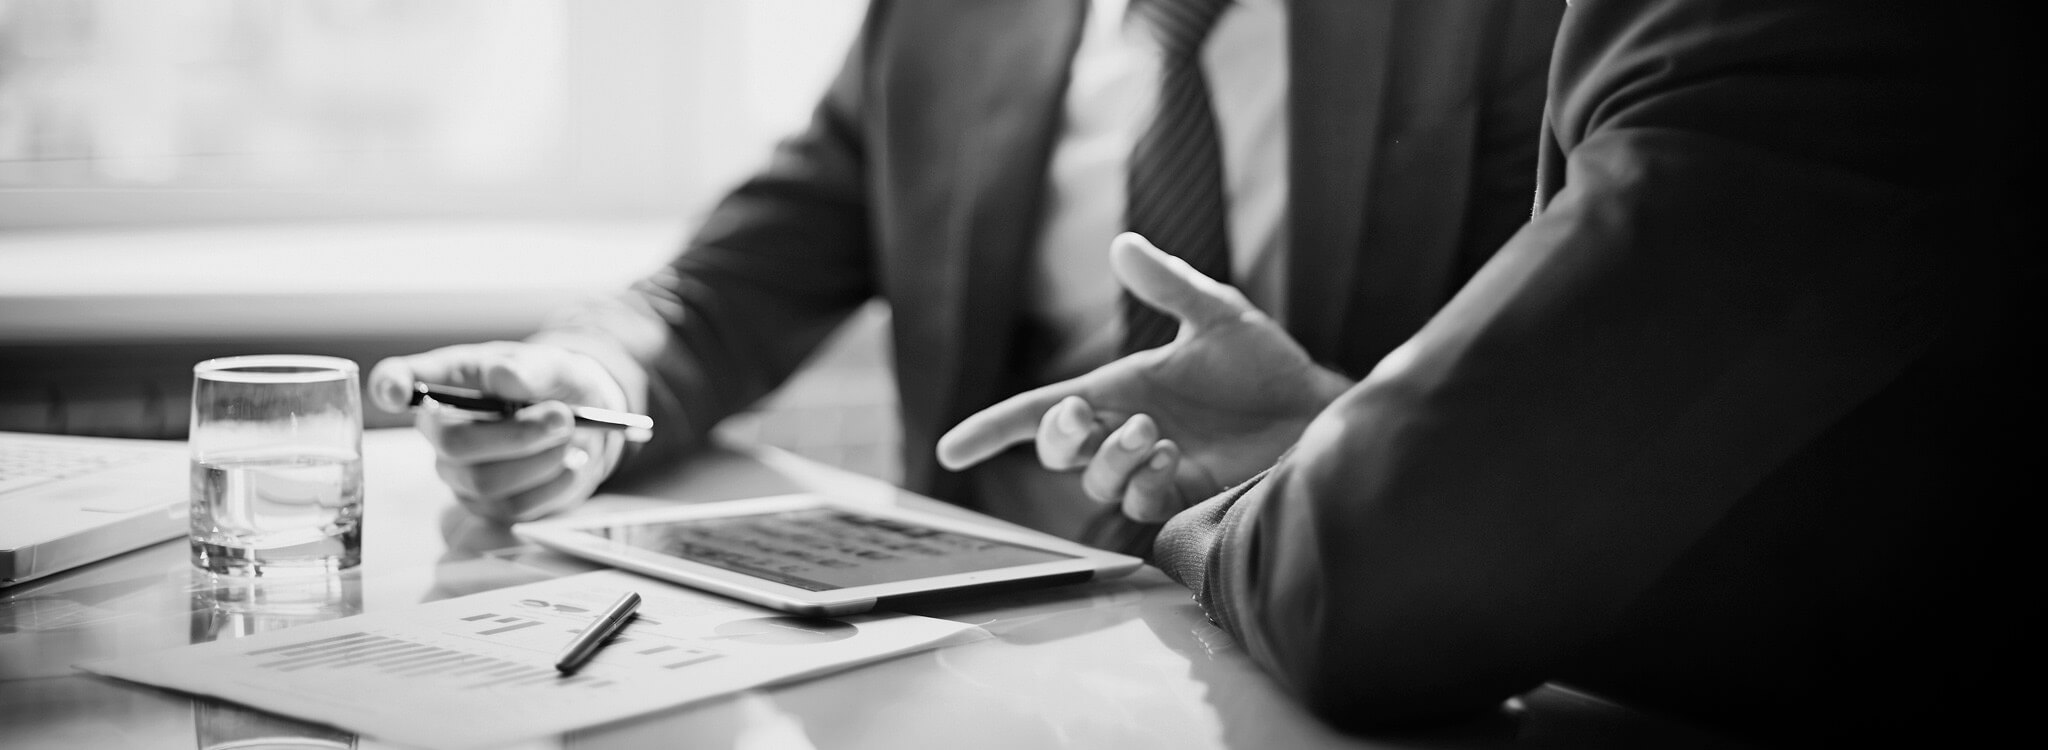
583, 509, 1077, 591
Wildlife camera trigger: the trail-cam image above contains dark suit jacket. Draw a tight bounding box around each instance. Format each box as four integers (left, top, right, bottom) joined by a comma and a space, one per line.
1162, 0, 2036, 742
537, 0, 1564, 509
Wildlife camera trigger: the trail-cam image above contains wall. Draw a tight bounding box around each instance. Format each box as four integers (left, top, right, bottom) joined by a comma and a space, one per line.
0, 1, 900, 481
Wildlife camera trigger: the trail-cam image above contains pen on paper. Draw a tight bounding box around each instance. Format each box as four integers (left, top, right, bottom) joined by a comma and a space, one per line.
555, 591, 642, 675
410, 382, 653, 442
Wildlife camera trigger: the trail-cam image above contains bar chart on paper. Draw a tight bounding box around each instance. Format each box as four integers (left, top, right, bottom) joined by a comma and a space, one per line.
238, 609, 726, 691
81, 570, 980, 750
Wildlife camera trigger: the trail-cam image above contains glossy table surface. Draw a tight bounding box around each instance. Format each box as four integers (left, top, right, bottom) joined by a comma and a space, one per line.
0, 430, 1747, 750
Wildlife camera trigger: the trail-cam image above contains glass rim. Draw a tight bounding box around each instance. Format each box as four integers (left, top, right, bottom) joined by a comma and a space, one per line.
194, 354, 358, 384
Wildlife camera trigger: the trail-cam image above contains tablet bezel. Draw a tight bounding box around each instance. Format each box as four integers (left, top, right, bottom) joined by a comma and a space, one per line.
511, 493, 1143, 616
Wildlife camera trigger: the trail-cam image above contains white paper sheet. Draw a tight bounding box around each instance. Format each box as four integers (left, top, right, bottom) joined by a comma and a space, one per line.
81, 569, 984, 749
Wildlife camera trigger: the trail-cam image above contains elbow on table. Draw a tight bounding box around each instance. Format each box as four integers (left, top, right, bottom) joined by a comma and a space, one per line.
1251, 604, 1541, 734
1247, 383, 1548, 732
1284, 664, 1530, 734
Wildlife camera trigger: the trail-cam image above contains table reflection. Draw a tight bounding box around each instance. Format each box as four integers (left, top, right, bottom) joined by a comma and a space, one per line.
190, 571, 362, 644
189, 571, 361, 750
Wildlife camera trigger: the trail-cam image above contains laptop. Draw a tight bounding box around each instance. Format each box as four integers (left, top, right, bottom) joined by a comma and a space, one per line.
1, 431, 189, 587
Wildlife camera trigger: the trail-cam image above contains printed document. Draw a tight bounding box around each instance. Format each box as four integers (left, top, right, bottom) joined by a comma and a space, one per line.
81, 569, 984, 749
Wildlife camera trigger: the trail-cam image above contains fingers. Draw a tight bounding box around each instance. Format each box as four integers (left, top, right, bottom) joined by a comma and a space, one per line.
936, 384, 1078, 471
368, 343, 510, 414
1121, 441, 1182, 522
422, 400, 586, 523
366, 356, 423, 414
418, 402, 575, 463
1081, 413, 1158, 503
431, 406, 611, 523
1036, 396, 1104, 470
367, 341, 607, 414
944, 390, 1188, 520
434, 441, 575, 507
448, 458, 588, 524
373, 341, 627, 524
1074, 414, 1184, 522
1111, 233, 1256, 331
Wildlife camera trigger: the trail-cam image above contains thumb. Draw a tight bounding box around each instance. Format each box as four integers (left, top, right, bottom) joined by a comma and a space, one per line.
935, 384, 1078, 471
1111, 233, 1251, 331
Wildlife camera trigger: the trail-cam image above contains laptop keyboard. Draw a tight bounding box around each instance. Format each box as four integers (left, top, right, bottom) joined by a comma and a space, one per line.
0, 436, 158, 495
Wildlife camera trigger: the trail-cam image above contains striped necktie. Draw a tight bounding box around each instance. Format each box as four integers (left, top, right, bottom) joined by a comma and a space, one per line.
1121, 0, 1235, 355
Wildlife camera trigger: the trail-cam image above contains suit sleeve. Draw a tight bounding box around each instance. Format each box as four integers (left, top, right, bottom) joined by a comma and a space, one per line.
1154, 0, 2028, 730
529, 4, 889, 476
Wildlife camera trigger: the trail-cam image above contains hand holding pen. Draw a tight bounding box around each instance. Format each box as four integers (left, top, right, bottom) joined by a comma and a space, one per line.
406, 382, 652, 443
367, 342, 652, 524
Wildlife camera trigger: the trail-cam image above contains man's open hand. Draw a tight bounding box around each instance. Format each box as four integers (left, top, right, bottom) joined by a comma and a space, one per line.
936, 233, 1352, 521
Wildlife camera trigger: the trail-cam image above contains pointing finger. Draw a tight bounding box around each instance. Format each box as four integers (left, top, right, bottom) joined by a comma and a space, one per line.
366, 357, 420, 413
367, 342, 519, 413
936, 384, 1080, 471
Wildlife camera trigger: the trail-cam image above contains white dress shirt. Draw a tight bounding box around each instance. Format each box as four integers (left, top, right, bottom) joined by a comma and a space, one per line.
1026, 0, 1290, 381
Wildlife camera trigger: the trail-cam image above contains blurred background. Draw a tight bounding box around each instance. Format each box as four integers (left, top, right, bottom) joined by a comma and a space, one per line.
0, 0, 900, 481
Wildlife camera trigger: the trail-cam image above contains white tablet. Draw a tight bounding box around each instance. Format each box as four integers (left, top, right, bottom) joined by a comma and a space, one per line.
512, 493, 1145, 616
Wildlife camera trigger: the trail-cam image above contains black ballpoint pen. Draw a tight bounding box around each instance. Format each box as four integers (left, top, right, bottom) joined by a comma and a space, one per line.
555, 591, 641, 675
410, 382, 653, 443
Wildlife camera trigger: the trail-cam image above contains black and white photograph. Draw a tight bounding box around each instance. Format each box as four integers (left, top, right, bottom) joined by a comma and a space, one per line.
2, 1, 2031, 748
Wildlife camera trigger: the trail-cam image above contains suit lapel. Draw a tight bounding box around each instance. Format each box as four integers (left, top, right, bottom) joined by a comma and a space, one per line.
931, 0, 1088, 441
1536, 98, 1567, 213
1286, 0, 1394, 362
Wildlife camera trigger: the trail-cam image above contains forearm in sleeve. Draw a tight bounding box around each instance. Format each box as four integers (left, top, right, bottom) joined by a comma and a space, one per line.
529, 4, 890, 476
1180, 0, 2021, 731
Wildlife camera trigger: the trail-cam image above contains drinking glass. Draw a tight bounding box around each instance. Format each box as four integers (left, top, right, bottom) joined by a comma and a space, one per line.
189, 355, 364, 575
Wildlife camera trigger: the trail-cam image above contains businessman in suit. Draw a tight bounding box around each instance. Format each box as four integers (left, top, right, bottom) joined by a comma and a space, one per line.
939, 0, 2033, 742
366, 0, 1565, 547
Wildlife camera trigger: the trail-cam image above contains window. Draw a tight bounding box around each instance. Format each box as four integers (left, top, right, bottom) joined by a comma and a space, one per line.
0, 0, 866, 227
